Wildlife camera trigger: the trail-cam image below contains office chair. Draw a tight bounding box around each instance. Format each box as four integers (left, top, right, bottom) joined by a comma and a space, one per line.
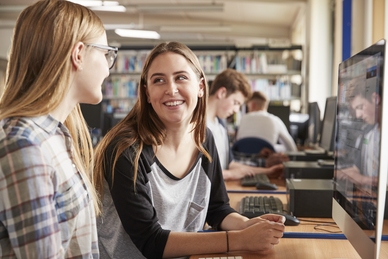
232, 137, 275, 156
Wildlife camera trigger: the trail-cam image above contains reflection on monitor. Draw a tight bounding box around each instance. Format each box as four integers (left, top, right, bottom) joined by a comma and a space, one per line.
319, 96, 337, 152
307, 102, 321, 145
332, 39, 388, 259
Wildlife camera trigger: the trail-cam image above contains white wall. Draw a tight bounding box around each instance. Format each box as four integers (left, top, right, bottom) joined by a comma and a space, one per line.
332, 0, 342, 97
0, 29, 13, 60
306, 0, 333, 116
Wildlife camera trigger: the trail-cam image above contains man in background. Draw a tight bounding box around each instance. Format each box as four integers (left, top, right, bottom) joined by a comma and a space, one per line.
236, 91, 298, 152
207, 69, 288, 180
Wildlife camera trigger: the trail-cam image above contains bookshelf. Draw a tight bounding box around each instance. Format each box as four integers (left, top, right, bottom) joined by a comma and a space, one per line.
99, 45, 304, 129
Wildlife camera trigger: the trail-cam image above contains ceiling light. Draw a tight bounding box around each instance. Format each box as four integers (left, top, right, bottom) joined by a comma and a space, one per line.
115, 29, 161, 40
89, 5, 126, 12
135, 3, 223, 13
160, 26, 230, 32
68, 1, 126, 12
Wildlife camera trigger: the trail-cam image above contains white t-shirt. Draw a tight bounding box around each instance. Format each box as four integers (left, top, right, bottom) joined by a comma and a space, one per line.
207, 118, 230, 170
236, 110, 298, 152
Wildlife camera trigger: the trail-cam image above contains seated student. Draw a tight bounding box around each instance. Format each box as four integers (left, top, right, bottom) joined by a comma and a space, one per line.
93, 42, 286, 259
236, 91, 298, 152
207, 69, 288, 180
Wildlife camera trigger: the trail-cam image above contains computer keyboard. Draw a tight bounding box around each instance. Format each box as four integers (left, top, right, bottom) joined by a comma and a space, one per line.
240, 174, 270, 187
239, 196, 300, 226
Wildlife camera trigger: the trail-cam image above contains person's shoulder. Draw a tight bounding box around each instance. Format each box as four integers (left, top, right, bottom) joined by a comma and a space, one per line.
0, 117, 46, 147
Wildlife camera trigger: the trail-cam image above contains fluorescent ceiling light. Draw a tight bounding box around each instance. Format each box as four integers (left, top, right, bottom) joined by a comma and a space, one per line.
89, 5, 126, 12
160, 26, 231, 32
115, 29, 161, 40
135, 3, 223, 12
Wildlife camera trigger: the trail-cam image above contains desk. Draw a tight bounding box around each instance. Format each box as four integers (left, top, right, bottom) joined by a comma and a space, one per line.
225, 178, 287, 193
190, 238, 383, 259
189, 180, 388, 259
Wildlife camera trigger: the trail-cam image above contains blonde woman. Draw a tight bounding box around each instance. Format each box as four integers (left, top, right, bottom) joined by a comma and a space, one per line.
0, 0, 117, 258
94, 42, 285, 259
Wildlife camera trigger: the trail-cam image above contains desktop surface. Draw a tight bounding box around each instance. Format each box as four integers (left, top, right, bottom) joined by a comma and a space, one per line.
191, 180, 388, 259
189, 238, 388, 259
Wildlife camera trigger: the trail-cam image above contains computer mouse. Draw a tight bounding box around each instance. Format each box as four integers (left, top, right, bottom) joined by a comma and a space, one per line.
255, 181, 278, 190
283, 214, 300, 226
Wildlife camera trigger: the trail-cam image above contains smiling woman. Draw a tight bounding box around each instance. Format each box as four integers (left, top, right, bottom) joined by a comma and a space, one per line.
93, 42, 286, 259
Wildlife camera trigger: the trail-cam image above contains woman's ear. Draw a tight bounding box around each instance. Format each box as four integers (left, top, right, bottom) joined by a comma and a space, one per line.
71, 42, 85, 71
198, 89, 204, 98
198, 78, 205, 97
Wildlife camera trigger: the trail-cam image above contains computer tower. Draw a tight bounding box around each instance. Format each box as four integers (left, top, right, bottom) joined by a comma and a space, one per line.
283, 161, 334, 179
286, 150, 334, 161
286, 179, 334, 217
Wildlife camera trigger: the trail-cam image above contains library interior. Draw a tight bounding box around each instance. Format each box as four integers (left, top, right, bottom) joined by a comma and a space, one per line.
1, 0, 388, 258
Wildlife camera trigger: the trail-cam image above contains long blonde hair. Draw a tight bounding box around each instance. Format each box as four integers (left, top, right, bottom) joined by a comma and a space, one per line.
0, 0, 105, 214
93, 42, 211, 211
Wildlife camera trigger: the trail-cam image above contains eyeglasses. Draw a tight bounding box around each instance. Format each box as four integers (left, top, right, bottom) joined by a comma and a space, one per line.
85, 43, 118, 69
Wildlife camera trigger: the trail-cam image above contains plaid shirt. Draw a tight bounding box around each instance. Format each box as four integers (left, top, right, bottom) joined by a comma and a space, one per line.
0, 115, 99, 258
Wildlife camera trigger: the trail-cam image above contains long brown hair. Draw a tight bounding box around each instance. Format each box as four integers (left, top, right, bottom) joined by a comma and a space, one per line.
93, 42, 212, 209
0, 0, 105, 214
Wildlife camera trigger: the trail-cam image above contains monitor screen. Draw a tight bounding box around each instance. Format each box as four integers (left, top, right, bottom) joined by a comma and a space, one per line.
319, 96, 337, 152
307, 102, 321, 145
267, 104, 291, 133
101, 112, 126, 136
80, 103, 103, 130
332, 39, 388, 259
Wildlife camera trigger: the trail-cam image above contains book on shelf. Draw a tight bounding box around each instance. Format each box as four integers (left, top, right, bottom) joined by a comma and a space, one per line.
104, 76, 138, 99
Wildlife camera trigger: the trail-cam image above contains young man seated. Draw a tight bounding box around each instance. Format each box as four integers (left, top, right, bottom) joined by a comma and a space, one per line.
207, 69, 289, 180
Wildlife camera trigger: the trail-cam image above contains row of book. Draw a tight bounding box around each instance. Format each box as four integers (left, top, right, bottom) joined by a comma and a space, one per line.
103, 76, 138, 98
103, 75, 294, 102
111, 51, 298, 75
250, 78, 293, 100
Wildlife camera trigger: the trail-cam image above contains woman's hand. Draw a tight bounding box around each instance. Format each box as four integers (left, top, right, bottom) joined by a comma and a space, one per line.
229, 215, 285, 252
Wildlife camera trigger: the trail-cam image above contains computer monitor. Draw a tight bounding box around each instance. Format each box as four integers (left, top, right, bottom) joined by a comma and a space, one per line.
101, 112, 126, 136
319, 96, 337, 152
289, 113, 309, 145
307, 102, 321, 145
80, 103, 103, 130
332, 39, 388, 259
267, 104, 291, 132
